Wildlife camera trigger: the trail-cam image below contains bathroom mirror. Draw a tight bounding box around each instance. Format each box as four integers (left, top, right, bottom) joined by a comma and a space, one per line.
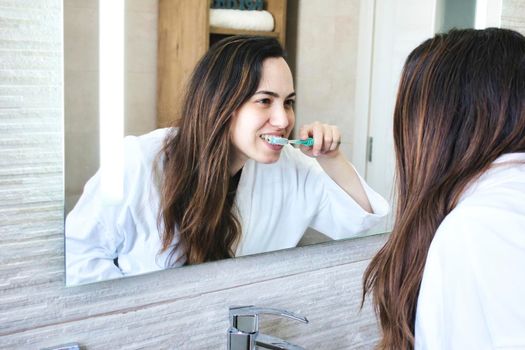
64, 0, 500, 286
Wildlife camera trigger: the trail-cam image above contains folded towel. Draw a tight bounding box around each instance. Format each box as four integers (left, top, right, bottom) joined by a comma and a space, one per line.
209, 9, 275, 32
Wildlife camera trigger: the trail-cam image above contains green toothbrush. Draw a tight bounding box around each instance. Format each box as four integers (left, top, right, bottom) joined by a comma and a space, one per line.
262, 135, 314, 147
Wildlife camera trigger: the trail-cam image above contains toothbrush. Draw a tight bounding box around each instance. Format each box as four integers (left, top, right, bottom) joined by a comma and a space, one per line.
262, 135, 314, 147
288, 138, 315, 147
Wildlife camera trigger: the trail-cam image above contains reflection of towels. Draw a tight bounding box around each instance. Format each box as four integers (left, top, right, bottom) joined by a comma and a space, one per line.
209, 9, 275, 32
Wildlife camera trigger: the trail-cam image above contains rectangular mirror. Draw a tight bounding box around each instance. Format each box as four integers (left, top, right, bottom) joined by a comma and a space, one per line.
64, 0, 499, 286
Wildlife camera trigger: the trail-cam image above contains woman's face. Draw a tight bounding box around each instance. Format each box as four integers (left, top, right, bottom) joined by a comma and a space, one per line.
230, 57, 295, 173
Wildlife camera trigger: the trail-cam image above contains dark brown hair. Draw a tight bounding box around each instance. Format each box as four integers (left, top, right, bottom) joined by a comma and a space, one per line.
363, 28, 525, 349
158, 36, 285, 265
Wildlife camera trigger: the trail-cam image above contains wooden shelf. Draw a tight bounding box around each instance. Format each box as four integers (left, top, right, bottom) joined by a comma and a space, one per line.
209, 26, 280, 38
157, 0, 287, 127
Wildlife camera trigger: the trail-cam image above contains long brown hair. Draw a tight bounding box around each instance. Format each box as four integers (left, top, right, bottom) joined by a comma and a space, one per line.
158, 36, 285, 265
363, 28, 525, 349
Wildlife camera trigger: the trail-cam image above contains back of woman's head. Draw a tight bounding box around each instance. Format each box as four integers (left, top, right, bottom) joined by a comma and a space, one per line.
160, 36, 285, 266
364, 28, 525, 349
395, 28, 525, 199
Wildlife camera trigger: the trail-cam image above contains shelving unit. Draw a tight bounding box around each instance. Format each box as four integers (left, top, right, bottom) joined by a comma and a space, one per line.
157, 0, 288, 127
209, 26, 280, 38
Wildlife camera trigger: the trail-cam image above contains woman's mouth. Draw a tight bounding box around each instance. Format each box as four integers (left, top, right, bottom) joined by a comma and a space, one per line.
259, 133, 286, 151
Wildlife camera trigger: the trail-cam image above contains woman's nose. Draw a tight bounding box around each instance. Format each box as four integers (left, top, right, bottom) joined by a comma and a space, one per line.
269, 105, 290, 129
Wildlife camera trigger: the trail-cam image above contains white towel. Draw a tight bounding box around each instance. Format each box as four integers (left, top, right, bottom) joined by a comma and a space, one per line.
209, 9, 275, 32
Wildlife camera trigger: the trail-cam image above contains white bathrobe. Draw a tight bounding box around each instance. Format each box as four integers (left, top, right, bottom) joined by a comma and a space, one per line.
66, 128, 389, 286
415, 153, 525, 349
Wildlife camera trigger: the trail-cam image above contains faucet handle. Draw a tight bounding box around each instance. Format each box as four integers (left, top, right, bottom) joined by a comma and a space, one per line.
228, 306, 309, 350
229, 305, 309, 333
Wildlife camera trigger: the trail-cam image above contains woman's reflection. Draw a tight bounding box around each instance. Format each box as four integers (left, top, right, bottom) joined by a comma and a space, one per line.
65, 36, 389, 286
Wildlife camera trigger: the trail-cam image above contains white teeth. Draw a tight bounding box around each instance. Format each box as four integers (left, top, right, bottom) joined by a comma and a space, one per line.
260, 134, 283, 139
260, 134, 288, 146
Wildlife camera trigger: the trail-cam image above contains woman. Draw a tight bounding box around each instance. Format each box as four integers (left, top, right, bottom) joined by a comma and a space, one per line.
66, 36, 388, 285
363, 28, 525, 349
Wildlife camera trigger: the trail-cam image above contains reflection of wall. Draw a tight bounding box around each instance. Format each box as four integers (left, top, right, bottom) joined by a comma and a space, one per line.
124, 1, 158, 136
64, 1, 98, 213
287, 0, 360, 157
287, 0, 362, 245
64, 0, 158, 213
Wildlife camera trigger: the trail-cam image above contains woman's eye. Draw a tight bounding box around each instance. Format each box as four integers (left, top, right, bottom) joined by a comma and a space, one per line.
285, 99, 295, 108
257, 98, 272, 105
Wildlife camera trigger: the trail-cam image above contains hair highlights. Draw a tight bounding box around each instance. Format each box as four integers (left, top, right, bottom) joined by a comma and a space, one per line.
158, 36, 285, 265
363, 28, 525, 349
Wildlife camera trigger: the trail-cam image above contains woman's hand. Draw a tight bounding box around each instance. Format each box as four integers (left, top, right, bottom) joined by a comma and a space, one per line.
298, 121, 373, 213
298, 122, 341, 158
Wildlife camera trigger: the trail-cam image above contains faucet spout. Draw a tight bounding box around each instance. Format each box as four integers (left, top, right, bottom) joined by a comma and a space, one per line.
227, 305, 308, 350
255, 333, 306, 350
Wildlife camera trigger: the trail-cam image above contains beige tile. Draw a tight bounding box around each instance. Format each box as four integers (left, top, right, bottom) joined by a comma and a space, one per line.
125, 9, 158, 73
64, 70, 98, 136
125, 72, 157, 136
64, 0, 98, 10
126, 0, 158, 13
64, 5, 98, 72
292, 0, 361, 158
64, 128, 99, 203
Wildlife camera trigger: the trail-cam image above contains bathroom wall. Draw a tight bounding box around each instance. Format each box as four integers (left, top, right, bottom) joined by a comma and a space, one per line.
64, 0, 158, 213
287, 0, 360, 157
1, 3, 385, 349
287, 0, 364, 243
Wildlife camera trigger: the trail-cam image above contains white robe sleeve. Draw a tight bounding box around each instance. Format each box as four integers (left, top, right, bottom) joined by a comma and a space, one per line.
310, 166, 389, 238
65, 134, 148, 286
285, 147, 389, 239
65, 170, 125, 286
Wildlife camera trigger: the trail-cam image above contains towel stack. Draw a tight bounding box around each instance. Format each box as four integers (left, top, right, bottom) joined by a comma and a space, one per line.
209, 8, 275, 32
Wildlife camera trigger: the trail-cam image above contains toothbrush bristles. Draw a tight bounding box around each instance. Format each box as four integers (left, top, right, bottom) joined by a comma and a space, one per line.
261, 135, 288, 145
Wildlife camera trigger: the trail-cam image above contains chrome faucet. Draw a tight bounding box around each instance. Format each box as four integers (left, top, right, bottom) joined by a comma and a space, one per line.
227, 305, 309, 350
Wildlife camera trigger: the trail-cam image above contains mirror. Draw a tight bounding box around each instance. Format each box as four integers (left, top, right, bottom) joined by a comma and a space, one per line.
64, 0, 498, 286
